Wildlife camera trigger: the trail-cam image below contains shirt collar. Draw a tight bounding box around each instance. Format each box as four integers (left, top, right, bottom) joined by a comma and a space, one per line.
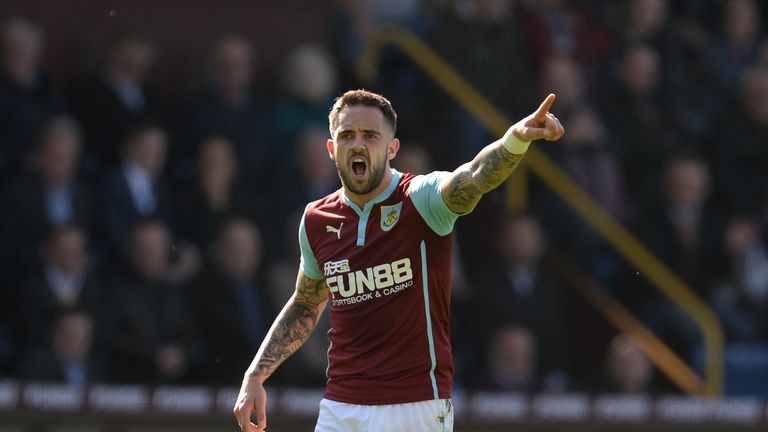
341, 168, 400, 212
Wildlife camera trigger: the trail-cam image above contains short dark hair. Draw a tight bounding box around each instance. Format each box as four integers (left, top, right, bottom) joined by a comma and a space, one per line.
328, 89, 397, 136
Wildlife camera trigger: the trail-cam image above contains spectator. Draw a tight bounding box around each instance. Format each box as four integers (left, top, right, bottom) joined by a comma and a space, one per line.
102, 123, 173, 251
104, 219, 200, 383
470, 214, 568, 391
72, 33, 160, 172
177, 35, 268, 182
516, 0, 613, 67
391, 141, 433, 175
0, 17, 63, 175
711, 216, 768, 341
174, 135, 265, 251
429, 0, 535, 164
476, 324, 539, 392
619, 0, 682, 68
188, 217, 272, 384
707, 0, 763, 93
711, 66, 768, 213
1, 117, 93, 277
539, 103, 627, 283
537, 55, 588, 118
269, 43, 338, 179
279, 126, 339, 217
638, 152, 725, 296
598, 334, 655, 394
633, 152, 725, 361
16, 225, 104, 353
332, 0, 435, 64
603, 43, 680, 201
18, 309, 106, 386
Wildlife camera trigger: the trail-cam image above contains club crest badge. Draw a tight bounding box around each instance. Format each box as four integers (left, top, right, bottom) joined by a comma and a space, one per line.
380, 202, 402, 232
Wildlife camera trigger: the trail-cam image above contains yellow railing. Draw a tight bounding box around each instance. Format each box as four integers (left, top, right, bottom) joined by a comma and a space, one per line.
547, 251, 706, 394
356, 27, 724, 394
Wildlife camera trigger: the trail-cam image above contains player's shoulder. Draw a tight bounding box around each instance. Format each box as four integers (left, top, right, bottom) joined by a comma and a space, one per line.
404, 170, 451, 196
303, 188, 345, 221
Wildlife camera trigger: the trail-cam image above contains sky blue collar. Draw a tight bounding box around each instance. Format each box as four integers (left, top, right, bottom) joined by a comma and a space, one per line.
342, 169, 401, 246
341, 168, 400, 213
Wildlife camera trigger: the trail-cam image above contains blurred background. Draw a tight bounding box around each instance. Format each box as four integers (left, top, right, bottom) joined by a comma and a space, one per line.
1, 0, 768, 430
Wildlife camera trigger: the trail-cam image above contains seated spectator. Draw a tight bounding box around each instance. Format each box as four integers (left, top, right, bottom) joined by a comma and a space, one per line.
537, 55, 588, 119
429, 0, 535, 165
1, 117, 93, 277
332, 0, 435, 65
104, 219, 200, 384
0, 17, 63, 175
174, 135, 266, 251
517, 0, 613, 67
279, 126, 340, 216
597, 334, 655, 394
72, 32, 160, 172
391, 141, 433, 175
633, 152, 725, 361
188, 217, 272, 385
603, 43, 681, 201
637, 152, 725, 297
102, 123, 173, 251
18, 309, 106, 386
538, 103, 627, 283
711, 66, 768, 213
177, 35, 268, 182
707, 0, 763, 93
476, 324, 538, 392
269, 43, 338, 180
711, 216, 768, 341
16, 225, 104, 353
470, 214, 568, 391
617, 0, 686, 78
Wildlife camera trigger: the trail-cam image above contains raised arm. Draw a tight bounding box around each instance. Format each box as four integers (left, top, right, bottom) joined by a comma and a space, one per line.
234, 270, 329, 432
440, 94, 565, 214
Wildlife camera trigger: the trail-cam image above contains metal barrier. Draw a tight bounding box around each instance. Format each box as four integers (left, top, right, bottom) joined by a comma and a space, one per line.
356, 26, 724, 394
2, 383, 767, 431
547, 251, 706, 394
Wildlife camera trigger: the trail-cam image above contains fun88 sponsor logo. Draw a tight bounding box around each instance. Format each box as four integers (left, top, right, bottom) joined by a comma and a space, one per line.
325, 258, 414, 305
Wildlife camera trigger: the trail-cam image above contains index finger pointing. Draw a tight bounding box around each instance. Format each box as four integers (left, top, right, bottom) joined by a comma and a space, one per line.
533, 93, 556, 120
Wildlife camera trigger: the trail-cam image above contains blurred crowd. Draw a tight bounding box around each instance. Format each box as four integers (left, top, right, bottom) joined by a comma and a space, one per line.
1, 0, 768, 396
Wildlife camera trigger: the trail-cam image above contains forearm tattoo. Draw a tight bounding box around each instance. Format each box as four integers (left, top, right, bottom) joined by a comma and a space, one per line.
252, 275, 328, 378
443, 142, 525, 214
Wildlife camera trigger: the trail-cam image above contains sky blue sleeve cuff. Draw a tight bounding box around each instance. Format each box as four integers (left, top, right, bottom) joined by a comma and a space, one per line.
299, 208, 324, 280
409, 171, 461, 236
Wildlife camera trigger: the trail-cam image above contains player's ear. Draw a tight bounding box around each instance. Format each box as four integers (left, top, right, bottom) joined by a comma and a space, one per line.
326, 138, 336, 161
387, 138, 400, 161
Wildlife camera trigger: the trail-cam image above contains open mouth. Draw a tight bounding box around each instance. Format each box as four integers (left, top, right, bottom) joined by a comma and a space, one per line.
351, 157, 367, 177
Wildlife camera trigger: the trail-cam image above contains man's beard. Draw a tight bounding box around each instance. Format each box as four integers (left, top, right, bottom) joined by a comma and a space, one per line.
337, 159, 386, 196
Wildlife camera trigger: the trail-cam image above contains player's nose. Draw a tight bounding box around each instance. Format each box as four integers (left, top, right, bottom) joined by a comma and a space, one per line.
350, 134, 366, 150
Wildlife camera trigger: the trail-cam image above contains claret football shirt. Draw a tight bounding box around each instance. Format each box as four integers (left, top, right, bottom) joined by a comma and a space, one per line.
299, 169, 461, 405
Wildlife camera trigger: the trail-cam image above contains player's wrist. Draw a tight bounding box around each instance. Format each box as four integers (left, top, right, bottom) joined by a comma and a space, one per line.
501, 127, 531, 154
246, 370, 269, 384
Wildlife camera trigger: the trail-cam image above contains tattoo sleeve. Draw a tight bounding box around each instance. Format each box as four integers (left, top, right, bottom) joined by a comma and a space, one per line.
247, 271, 329, 380
441, 140, 526, 214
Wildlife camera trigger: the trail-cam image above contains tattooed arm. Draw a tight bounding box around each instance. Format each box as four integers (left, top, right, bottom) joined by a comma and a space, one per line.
250, 272, 328, 378
234, 270, 329, 432
440, 94, 565, 214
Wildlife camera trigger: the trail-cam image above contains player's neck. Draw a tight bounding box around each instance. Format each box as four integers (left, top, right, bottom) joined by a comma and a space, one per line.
344, 169, 394, 209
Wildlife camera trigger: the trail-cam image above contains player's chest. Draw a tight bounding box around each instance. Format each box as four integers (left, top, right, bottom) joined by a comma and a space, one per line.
315, 202, 424, 308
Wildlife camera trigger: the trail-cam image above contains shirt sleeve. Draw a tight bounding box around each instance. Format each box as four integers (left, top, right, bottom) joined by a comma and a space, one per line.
299, 207, 324, 280
408, 171, 462, 236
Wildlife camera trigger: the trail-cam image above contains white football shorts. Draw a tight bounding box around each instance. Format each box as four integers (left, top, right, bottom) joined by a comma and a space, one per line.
315, 398, 454, 432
